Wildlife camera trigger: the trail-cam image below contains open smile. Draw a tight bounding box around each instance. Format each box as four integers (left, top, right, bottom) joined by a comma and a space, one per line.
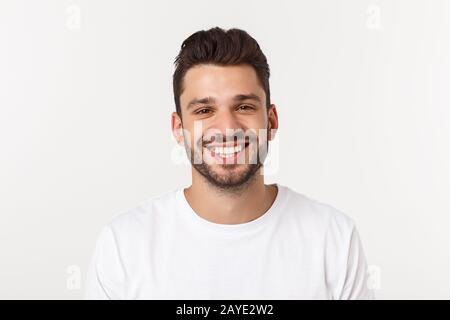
204, 140, 250, 161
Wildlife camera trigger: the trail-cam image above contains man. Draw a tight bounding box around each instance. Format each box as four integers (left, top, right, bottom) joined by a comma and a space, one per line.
84, 27, 375, 299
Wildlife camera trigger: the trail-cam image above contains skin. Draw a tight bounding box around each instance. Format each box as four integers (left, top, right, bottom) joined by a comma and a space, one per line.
171, 63, 279, 224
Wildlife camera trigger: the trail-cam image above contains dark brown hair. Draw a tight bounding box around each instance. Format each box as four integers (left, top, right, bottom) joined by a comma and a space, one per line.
173, 27, 271, 117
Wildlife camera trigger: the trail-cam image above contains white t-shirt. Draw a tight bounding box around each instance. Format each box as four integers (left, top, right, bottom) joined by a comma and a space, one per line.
84, 183, 375, 299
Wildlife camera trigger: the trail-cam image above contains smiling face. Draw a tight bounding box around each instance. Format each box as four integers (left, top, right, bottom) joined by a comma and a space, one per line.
172, 63, 278, 191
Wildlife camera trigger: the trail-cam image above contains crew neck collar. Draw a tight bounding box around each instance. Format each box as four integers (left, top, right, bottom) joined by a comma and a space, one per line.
175, 183, 287, 233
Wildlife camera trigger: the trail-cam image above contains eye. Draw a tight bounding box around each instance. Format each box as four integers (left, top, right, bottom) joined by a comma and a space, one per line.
237, 105, 254, 111
195, 108, 212, 115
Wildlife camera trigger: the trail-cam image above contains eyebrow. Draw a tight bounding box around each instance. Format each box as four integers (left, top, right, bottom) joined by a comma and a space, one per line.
186, 93, 261, 110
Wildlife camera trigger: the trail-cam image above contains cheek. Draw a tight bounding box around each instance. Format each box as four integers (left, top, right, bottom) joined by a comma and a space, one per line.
180, 123, 200, 147
180, 131, 195, 150
245, 114, 267, 129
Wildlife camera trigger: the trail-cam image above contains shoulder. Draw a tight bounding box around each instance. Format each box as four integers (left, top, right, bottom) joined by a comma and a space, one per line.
280, 184, 356, 239
102, 188, 180, 240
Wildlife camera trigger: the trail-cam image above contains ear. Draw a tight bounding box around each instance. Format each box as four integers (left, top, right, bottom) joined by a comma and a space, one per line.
171, 112, 184, 146
267, 104, 279, 141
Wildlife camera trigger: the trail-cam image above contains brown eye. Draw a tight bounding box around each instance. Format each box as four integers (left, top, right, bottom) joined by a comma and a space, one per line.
196, 108, 211, 115
238, 105, 253, 111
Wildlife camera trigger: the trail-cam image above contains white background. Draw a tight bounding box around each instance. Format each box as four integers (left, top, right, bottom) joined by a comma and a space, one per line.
1, 0, 449, 299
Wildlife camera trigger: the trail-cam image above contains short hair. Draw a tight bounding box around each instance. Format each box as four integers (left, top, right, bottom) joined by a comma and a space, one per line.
173, 27, 271, 117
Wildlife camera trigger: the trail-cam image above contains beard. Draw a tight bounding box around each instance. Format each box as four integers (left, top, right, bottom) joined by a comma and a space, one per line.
184, 128, 270, 193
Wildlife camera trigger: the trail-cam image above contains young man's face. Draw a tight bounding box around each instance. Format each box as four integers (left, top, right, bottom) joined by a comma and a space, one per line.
172, 63, 278, 190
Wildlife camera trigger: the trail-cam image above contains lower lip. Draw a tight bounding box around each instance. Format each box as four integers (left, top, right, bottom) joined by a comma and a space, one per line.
204, 143, 249, 164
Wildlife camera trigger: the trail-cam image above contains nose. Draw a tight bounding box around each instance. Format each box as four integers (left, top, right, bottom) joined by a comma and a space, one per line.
207, 109, 243, 142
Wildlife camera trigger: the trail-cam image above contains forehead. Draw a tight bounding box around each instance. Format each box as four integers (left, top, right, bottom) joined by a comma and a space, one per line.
180, 64, 265, 107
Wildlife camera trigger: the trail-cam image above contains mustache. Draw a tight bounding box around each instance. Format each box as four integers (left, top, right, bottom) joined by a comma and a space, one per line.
201, 137, 253, 148
200, 131, 256, 147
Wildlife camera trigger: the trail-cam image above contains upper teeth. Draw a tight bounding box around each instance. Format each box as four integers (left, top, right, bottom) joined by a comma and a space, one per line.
213, 144, 243, 157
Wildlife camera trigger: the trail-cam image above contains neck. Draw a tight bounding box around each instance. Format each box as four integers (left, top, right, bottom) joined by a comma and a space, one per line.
184, 167, 278, 225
